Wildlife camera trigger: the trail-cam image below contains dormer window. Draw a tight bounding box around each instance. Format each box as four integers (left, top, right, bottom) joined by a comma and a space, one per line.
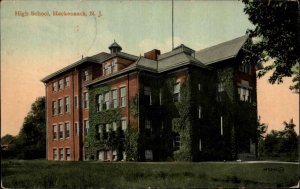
83, 70, 89, 81
239, 63, 251, 74
112, 59, 118, 73
104, 64, 111, 76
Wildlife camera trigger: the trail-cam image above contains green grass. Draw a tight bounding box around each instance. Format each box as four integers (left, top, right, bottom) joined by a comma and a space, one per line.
1, 160, 299, 188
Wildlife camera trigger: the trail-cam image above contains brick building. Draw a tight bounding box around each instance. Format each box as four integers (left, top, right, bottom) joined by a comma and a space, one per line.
42, 36, 258, 161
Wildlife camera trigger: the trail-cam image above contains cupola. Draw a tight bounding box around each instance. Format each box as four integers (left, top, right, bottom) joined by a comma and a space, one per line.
108, 40, 122, 54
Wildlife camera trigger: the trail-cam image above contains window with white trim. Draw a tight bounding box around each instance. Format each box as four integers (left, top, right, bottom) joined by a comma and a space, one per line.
121, 119, 127, 130
145, 119, 151, 137
65, 76, 70, 87
120, 87, 126, 107
112, 59, 118, 73
65, 122, 70, 138
65, 96, 70, 113
106, 124, 110, 132
83, 70, 89, 81
83, 92, 89, 109
145, 150, 153, 160
174, 133, 181, 150
239, 63, 251, 74
66, 148, 71, 160
52, 82, 57, 92
53, 148, 58, 160
59, 124, 64, 139
104, 64, 111, 76
173, 82, 180, 102
112, 122, 117, 131
238, 87, 251, 102
59, 148, 64, 160
84, 120, 89, 136
144, 86, 152, 105
58, 99, 63, 114
53, 125, 57, 140
198, 106, 202, 119
58, 79, 64, 90
112, 89, 118, 108
97, 94, 103, 112
198, 83, 201, 91
52, 101, 57, 115
104, 92, 110, 110
218, 83, 224, 92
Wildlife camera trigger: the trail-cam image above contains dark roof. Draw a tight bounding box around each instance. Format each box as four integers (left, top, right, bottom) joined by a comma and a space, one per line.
195, 35, 248, 65
108, 41, 122, 50
41, 52, 111, 82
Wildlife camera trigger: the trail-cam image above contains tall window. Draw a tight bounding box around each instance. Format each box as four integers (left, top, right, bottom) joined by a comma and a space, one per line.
145, 150, 153, 161
144, 86, 152, 105
84, 120, 89, 136
74, 122, 79, 136
53, 125, 57, 140
198, 106, 202, 119
145, 119, 152, 137
112, 59, 118, 73
239, 64, 251, 74
59, 148, 64, 160
217, 82, 225, 102
65, 76, 70, 87
52, 101, 57, 115
112, 122, 117, 131
112, 90, 118, 108
65, 96, 70, 113
59, 124, 64, 139
66, 148, 71, 160
65, 122, 70, 138
173, 82, 180, 102
83, 70, 89, 81
53, 148, 58, 160
105, 124, 110, 132
218, 83, 224, 92
121, 119, 127, 130
198, 83, 201, 91
120, 87, 126, 107
104, 92, 110, 110
97, 94, 103, 112
83, 92, 89, 109
52, 82, 57, 92
58, 99, 63, 114
174, 133, 181, 150
238, 87, 251, 102
58, 79, 64, 90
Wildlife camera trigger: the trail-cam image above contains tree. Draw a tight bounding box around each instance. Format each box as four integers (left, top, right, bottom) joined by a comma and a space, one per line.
15, 97, 46, 159
257, 117, 268, 156
242, 0, 300, 93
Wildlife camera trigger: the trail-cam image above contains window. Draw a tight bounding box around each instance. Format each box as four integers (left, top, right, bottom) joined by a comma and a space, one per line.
104, 64, 112, 76
104, 92, 110, 110
65, 96, 70, 113
106, 124, 110, 132
83, 92, 89, 109
74, 96, 78, 109
239, 64, 251, 74
112, 59, 118, 73
65, 122, 70, 138
96, 125, 101, 140
97, 94, 103, 112
238, 87, 251, 102
84, 120, 89, 136
120, 87, 126, 107
198, 106, 202, 119
113, 150, 117, 161
74, 122, 79, 136
159, 88, 163, 105
145, 150, 153, 160
59, 148, 64, 160
52, 101, 57, 115
66, 148, 71, 160
174, 133, 181, 150
83, 70, 89, 81
65, 76, 70, 87
173, 82, 180, 102
53, 148, 58, 160
121, 119, 127, 130
112, 90, 118, 108
198, 83, 201, 91
58, 79, 64, 90
53, 125, 57, 140
145, 119, 151, 137
218, 83, 224, 92
59, 124, 64, 139
144, 86, 152, 105
58, 99, 63, 114
52, 82, 57, 92
112, 122, 117, 131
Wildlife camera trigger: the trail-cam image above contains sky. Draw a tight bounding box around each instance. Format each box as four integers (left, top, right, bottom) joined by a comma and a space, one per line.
1, 0, 299, 137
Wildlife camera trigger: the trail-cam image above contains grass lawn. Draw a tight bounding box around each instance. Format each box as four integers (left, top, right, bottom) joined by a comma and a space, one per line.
1, 160, 298, 188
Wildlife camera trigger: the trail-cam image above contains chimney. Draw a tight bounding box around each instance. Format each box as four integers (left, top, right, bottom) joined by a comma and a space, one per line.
144, 49, 161, 60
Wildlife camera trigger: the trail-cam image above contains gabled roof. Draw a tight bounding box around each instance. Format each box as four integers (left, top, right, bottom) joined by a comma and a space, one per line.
195, 35, 248, 65
41, 52, 111, 82
108, 41, 122, 50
